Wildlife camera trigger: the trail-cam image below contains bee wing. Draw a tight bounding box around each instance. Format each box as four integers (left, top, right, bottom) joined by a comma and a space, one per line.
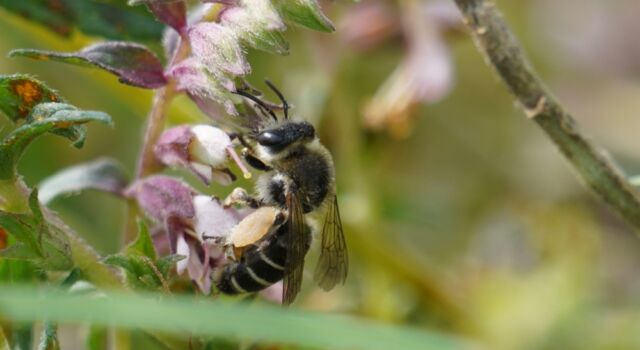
314, 195, 348, 291
282, 189, 307, 305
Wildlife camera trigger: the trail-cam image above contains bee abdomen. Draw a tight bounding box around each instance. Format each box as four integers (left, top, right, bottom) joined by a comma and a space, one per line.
216, 231, 287, 295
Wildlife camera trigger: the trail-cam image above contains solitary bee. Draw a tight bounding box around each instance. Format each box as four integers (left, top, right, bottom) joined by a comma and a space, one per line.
214, 81, 348, 304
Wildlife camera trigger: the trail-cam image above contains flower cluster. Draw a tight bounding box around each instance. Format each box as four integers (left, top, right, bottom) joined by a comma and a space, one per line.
6, 0, 334, 300
161, 0, 334, 119
118, 0, 334, 294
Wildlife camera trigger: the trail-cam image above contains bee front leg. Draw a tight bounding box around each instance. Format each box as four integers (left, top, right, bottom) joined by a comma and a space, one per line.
242, 148, 272, 171
223, 187, 261, 209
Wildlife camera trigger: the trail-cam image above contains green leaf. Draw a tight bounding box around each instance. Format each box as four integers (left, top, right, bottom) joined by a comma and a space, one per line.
247, 30, 290, 56
275, 0, 335, 33
0, 102, 112, 180
10, 43, 168, 89
0, 0, 163, 42
0, 74, 64, 122
0, 191, 73, 271
103, 254, 163, 291
0, 75, 87, 147
125, 220, 156, 260
155, 254, 184, 278
38, 158, 128, 205
0, 287, 476, 350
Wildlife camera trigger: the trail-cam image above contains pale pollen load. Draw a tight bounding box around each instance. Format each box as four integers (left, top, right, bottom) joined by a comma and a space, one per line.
226, 206, 283, 248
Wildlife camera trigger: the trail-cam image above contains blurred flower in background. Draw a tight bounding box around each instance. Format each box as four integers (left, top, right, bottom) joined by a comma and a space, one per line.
341, 0, 463, 138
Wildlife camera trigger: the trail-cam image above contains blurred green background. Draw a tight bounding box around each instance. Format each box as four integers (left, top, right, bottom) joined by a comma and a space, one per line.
3, 0, 640, 349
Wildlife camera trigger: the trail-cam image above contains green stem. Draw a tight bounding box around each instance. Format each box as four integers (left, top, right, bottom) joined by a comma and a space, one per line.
453, 0, 640, 230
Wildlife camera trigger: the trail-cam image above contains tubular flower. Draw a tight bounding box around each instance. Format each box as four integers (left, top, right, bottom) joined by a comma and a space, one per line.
154, 124, 251, 185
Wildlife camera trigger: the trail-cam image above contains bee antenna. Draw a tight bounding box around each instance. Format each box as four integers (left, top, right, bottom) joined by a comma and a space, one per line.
233, 89, 278, 122
264, 79, 289, 120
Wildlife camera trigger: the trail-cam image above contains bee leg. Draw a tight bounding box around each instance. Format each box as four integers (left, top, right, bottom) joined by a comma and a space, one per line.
242, 149, 272, 171
223, 187, 261, 209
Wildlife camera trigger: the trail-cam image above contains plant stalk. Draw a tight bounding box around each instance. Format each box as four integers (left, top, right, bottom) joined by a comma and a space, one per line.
452, 0, 640, 230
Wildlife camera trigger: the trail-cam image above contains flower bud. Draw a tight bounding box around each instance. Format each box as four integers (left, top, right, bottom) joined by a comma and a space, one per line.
220, 0, 289, 55
154, 125, 251, 185
189, 22, 250, 76
166, 58, 237, 117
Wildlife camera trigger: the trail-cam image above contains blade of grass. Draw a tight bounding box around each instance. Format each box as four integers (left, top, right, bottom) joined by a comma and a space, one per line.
0, 286, 478, 350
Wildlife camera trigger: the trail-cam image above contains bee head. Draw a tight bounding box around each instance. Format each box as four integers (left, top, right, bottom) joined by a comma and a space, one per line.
256, 121, 315, 153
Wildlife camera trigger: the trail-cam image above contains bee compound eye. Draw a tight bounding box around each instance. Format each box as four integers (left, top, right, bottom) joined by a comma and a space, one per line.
257, 131, 283, 146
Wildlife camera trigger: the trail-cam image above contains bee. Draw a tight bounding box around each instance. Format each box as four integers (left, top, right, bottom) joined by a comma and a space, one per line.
214, 81, 348, 304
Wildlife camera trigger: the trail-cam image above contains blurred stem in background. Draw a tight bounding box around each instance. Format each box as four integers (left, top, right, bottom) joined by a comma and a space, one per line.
452, 0, 640, 232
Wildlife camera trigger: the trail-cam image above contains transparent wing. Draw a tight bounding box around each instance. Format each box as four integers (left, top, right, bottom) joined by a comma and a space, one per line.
314, 195, 348, 291
282, 189, 307, 305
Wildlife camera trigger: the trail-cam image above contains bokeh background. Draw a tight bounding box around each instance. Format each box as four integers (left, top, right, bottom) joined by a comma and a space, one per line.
2, 0, 640, 349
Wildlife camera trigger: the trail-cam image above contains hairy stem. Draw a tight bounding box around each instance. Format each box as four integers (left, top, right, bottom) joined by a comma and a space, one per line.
452, 0, 640, 230
124, 38, 191, 244
135, 37, 191, 179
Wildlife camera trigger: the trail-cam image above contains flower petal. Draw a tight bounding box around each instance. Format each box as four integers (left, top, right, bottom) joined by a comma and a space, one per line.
125, 175, 196, 223
191, 195, 247, 241
175, 233, 190, 274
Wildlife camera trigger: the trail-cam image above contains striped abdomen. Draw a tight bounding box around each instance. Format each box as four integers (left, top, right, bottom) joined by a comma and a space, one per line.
216, 225, 309, 294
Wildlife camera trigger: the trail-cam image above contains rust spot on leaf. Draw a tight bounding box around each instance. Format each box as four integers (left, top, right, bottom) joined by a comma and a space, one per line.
10, 79, 43, 117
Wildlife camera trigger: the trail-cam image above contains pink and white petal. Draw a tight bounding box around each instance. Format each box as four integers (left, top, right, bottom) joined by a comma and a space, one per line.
191, 195, 245, 241
176, 233, 191, 274
125, 176, 196, 223
154, 125, 195, 169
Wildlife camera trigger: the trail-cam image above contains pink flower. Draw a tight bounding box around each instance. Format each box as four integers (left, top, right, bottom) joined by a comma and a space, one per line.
126, 176, 251, 294
344, 0, 463, 137
154, 124, 251, 185
166, 58, 238, 116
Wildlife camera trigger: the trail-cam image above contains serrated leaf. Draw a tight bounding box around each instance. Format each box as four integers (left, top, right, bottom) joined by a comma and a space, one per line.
104, 254, 160, 290
0, 103, 112, 180
125, 220, 156, 260
11, 42, 167, 89
275, 0, 335, 33
0, 74, 64, 122
0, 0, 164, 41
0, 191, 73, 270
103, 254, 135, 273
38, 158, 128, 205
156, 254, 184, 278
0, 74, 87, 145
